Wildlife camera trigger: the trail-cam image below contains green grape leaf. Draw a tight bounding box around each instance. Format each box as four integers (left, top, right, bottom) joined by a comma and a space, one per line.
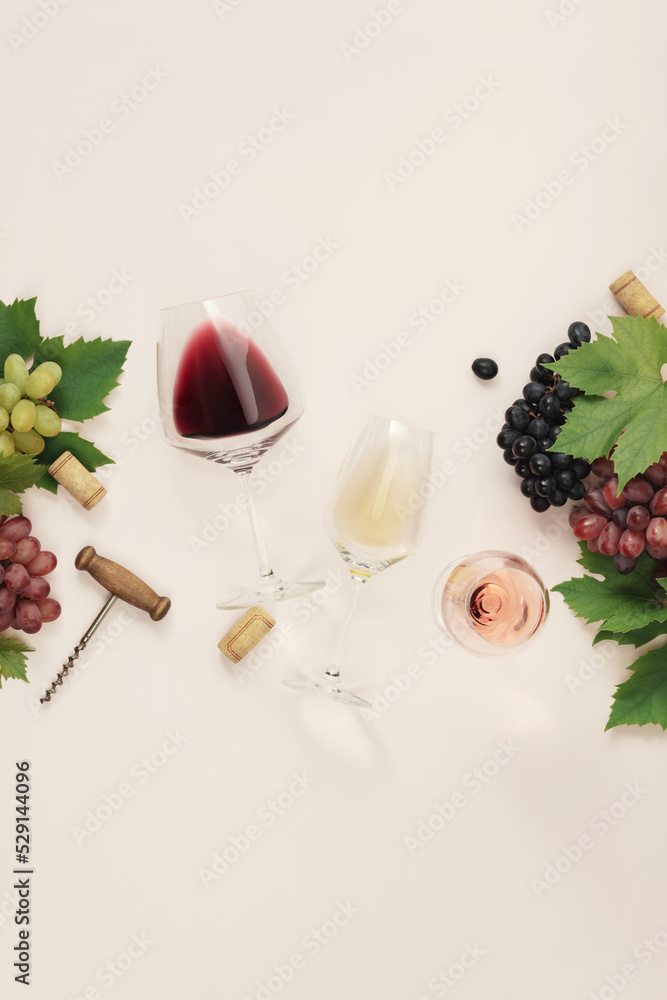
594, 621, 667, 648
0, 454, 46, 493
33, 335, 131, 421
35, 431, 113, 494
543, 315, 667, 490
0, 298, 41, 366
0, 490, 23, 516
0, 637, 32, 687
606, 645, 667, 730
551, 544, 667, 634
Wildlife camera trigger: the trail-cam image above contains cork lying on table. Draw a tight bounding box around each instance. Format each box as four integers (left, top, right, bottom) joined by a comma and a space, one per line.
48, 451, 107, 510
609, 270, 665, 320
218, 606, 276, 663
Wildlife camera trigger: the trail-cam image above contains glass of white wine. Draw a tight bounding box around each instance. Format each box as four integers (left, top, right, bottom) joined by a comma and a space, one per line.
283, 416, 434, 707
433, 550, 549, 656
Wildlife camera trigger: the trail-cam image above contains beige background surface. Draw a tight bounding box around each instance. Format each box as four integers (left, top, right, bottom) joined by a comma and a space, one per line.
2, 1, 667, 997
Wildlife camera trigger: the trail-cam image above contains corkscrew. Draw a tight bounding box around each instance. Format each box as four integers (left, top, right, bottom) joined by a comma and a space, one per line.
40, 546, 170, 704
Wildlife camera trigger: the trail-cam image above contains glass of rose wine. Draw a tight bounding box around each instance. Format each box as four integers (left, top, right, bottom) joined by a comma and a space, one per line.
283, 416, 434, 707
433, 550, 549, 656
157, 291, 324, 609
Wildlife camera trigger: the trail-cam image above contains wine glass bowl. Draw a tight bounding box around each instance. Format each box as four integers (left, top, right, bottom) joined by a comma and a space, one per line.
433, 550, 549, 657
157, 291, 324, 609
284, 416, 434, 707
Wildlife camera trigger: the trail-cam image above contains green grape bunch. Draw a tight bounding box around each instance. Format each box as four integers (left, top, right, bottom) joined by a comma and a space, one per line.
0, 354, 62, 457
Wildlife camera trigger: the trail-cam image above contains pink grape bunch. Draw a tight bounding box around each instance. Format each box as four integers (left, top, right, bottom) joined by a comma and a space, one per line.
569, 453, 667, 575
0, 515, 60, 634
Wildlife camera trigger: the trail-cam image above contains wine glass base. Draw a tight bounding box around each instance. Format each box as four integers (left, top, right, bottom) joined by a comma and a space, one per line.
282, 678, 371, 709
216, 579, 325, 611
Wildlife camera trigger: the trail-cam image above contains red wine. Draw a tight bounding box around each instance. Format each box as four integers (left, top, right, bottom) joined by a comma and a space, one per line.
173, 319, 289, 438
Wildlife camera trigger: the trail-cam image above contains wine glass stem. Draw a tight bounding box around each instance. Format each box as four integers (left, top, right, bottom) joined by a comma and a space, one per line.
237, 471, 273, 579
325, 573, 368, 682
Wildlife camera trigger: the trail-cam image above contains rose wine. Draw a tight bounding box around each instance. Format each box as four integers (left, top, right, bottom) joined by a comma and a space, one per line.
434, 551, 549, 656
467, 567, 546, 646
173, 318, 289, 438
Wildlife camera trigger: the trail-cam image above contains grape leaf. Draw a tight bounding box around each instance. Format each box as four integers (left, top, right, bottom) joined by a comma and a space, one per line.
606, 646, 667, 730
594, 621, 667, 648
0, 637, 32, 687
0, 455, 46, 515
551, 544, 667, 634
0, 298, 41, 366
33, 335, 131, 421
35, 431, 113, 494
543, 315, 667, 490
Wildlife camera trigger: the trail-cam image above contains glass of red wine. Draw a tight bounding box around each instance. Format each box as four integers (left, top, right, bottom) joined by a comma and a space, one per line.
157, 291, 325, 609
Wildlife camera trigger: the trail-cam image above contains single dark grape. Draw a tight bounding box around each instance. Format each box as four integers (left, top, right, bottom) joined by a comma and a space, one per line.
523, 381, 547, 403
570, 458, 591, 479
614, 552, 637, 575
512, 435, 537, 459
530, 366, 551, 385
550, 487, 567, 507
555, 469, 576, 490
530, 496, 550, 513
515, 460, 532, 478
503, 449, 517, 466
539, 395, 561, 421
497, 426, 520, 449
554, 342, 572, 360
550, 452, 571, 470
527, 417, 549, 440
472, 358, 498, 380
549, 426, 562, 442
520, 477, 537, 498
568, 321, 591, 347
535, 476, 555, 497
512, 399, 532, 412
535, 353, 555, 378
530, 453, 552, 476
555, 380, 577, 401
612, 507, 628, 528
568, 481, 586, 501
535, 437, 551, 453
505, 406, 530, 431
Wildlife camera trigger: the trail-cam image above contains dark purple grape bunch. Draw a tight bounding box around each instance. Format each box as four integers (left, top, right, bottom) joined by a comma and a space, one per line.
570, 454, 667, 575
496, 321, 591, 512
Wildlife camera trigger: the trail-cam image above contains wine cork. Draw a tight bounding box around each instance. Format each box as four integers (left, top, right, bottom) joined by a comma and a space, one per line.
218, 606, 276, 663
48, 452, 107, 510
609, 270, 664, 320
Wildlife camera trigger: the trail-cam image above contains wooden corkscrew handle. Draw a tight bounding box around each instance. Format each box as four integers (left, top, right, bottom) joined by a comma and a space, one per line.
75, 546, 171, 621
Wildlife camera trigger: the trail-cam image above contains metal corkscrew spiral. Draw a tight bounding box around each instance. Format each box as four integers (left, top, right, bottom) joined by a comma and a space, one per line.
40, 547, 170, 705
